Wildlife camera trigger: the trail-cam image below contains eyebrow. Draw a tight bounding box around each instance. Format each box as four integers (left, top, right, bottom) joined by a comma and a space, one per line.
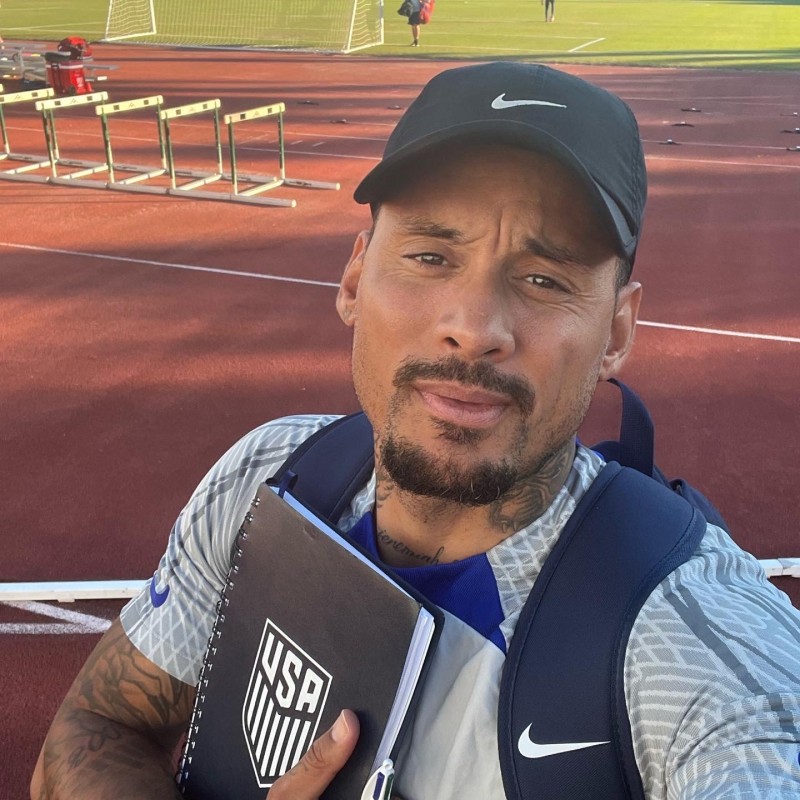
523, 236, 590, 269
395, 216, 467, 244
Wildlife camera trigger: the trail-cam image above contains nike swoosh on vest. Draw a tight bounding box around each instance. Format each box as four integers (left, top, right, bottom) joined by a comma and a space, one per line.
517, 724, 609, 759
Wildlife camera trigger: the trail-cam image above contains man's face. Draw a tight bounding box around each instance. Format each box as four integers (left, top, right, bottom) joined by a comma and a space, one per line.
337, 143, 640, 506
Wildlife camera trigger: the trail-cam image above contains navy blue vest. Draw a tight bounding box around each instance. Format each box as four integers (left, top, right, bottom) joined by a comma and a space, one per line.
272, 381, 715, 799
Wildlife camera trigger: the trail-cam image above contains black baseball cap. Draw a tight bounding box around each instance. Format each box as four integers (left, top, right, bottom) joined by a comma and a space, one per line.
354, 62, 647, 263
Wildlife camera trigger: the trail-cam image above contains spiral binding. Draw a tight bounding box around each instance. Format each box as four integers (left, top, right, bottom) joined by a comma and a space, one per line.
175, 494, 260, 793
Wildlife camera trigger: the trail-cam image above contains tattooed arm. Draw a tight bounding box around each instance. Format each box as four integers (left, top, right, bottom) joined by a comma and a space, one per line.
31, 618, 194, 800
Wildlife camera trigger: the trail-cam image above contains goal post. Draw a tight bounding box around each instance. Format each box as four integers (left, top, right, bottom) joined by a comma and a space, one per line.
103, 0, 384, 53
105, 0, 157, 42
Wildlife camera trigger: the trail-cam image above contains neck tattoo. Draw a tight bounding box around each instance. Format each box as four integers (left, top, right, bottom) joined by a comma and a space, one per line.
377, 528, 445, 565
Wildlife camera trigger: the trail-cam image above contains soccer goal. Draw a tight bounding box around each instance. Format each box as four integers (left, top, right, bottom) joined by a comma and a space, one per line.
104, 0, 384, 53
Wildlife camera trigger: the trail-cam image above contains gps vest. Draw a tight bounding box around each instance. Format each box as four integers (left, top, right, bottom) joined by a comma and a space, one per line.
271, 379, 723, 799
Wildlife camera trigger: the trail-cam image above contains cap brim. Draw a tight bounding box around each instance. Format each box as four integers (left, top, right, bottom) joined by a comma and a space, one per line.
354, 120, 636, 260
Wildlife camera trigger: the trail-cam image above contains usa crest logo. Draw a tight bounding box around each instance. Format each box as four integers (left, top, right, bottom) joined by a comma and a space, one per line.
242, 620, 332, 787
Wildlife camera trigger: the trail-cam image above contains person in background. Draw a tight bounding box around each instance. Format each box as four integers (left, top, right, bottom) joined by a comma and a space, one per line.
406, 0, 434, 46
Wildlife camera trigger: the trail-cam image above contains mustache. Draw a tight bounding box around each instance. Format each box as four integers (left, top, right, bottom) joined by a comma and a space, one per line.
393, 356, 535, 415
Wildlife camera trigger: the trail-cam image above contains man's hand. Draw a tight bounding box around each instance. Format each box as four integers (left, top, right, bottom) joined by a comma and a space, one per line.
268, 710, 360, 800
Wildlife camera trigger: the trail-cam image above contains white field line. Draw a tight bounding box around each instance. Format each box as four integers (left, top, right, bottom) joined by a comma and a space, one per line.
4, 24, 92, 34
0, 600, 112, 635
637, 321, 800, 345
0, 242, 339, 288
0, 622, 105, 634
643, 137, 800, 156
646, 154, 800, 170
569, 38, 606, 54
236, 144, 379, 161
1, 241, 798, 344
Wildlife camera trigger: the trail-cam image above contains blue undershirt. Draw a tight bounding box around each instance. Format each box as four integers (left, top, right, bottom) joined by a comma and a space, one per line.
347, 511, 507, 652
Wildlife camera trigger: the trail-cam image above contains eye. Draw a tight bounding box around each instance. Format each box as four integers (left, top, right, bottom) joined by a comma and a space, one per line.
412, 252, 446, 267
526, 274, 565, 291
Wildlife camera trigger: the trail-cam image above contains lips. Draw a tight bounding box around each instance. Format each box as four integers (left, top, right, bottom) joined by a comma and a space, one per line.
414, 380, 511, 428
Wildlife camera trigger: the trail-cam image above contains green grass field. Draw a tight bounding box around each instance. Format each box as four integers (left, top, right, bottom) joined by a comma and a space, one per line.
2, 0, 799, 68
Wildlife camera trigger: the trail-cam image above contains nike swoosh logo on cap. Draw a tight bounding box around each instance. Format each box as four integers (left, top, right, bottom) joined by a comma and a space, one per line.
491, 93, 567, 110
517, 724, 609, 759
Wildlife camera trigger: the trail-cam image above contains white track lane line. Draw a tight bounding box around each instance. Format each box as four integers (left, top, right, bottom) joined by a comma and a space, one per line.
2, 241, 798, 344
569, 38, 606, 53
0, 241, 339, 288
0, 622, 109, 635
0, 600, 112, 635
637, 321, 800, 344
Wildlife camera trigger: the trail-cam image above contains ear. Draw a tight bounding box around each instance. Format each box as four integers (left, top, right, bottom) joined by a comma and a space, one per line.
336, 230, 370, 328
599, 281, 642, 380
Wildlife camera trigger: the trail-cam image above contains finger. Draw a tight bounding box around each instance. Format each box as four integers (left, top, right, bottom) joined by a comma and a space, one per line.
268, 709, 360, 800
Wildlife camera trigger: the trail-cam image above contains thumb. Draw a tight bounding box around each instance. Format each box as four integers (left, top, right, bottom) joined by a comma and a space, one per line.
268, 709, 360, 800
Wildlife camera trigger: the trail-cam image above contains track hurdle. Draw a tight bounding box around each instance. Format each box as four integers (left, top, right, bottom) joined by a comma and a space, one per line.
35, 91, 111, 186
224, 102, 339, 206
159, 98, 226, 194
96, 95, 170, 193
155, 100, 340, 207
0, 85, 56, 182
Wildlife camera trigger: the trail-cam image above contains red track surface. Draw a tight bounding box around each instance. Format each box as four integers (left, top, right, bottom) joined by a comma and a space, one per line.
1, 47, 798, 798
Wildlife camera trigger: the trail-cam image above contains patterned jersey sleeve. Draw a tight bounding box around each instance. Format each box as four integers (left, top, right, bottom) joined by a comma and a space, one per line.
625, 524, 800, 798
119, 414, 341, 684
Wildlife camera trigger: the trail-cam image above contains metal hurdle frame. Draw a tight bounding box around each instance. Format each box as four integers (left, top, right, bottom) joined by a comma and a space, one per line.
35, 91, 111, 187
0, 85, 56, 181
0, 42, 49, 84
1, 91, 342, 207
224, 101, 339, 206
96, 94, 170, 192
155, 99, 341, 207
159, 98, 226, 194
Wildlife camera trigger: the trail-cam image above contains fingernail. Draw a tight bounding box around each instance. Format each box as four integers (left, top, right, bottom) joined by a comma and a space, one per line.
331, 711, 349, 743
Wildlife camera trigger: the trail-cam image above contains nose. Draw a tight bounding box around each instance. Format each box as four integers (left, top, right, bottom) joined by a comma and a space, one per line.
435, 274, 516, 361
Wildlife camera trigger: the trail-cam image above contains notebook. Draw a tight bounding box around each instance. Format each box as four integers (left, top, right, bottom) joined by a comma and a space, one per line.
178, 481, 443, 800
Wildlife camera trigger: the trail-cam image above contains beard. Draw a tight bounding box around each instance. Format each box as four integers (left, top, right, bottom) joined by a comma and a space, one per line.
376, 354, 600, 507
382, 432, 520, 505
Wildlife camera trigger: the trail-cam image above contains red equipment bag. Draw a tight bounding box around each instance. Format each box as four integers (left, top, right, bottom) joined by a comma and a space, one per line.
45, 52, 93, 96
419, 0, 435, 23
45, 37, 93, 96
57, 36, 93, 60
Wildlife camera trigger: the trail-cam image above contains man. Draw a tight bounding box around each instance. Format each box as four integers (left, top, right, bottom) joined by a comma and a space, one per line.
405, 0, 423, 46
32, 62, 800, 800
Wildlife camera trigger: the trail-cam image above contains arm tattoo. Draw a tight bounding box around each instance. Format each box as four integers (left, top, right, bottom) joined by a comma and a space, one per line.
71, 618, 193, 735
41, 618, 194, 798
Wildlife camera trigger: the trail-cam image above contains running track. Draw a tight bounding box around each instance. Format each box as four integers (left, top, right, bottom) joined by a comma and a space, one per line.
1, 48, 798, 798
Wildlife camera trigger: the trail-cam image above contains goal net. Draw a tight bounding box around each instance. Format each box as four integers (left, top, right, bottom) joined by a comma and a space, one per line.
104, 0, 384, 53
